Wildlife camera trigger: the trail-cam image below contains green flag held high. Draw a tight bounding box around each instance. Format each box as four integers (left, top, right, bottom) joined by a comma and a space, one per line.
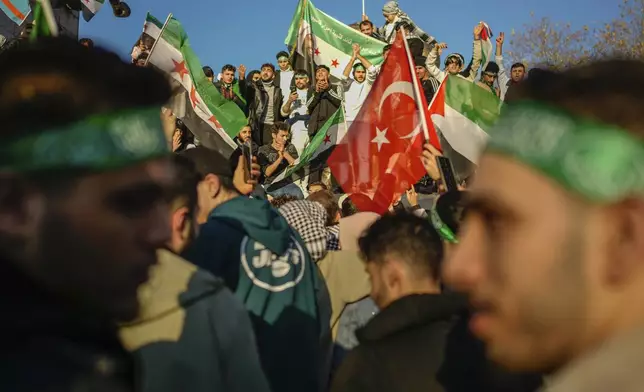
29, 0, 58, 41
285, 0, 385, 80
268, 107, 346, 190
145, 13, 246, 158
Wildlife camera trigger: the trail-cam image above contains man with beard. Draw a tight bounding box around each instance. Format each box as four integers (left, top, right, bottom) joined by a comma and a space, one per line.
244, 63, 283, 146
444, 61, 644, 391
341, 44, 375, 126
281, 69, 312, 156
0, 37, 173, 391
476, 62, 500, 97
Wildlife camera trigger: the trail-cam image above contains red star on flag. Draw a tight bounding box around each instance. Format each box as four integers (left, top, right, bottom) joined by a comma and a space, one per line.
189, 85, 200, 107
172, 59, 190, 80
314, 48, 320, 56
323, 134, 331, 144
208, 115, 222, 129
331, 59, 339, 68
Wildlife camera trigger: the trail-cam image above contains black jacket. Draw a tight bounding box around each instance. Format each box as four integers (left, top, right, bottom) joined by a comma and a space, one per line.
331, 293, 542, 392
242, 79, 284, 132
306, 83, 343, 136
213, 79, 247, 114
0, 260, 134, 392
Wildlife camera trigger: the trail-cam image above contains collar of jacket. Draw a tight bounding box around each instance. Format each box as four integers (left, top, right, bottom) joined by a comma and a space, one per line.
356, 292, 467, 342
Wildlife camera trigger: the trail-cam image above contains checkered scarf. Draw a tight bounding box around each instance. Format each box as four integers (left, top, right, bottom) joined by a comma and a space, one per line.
326, 224, 340, 251
279, 200, 328, 263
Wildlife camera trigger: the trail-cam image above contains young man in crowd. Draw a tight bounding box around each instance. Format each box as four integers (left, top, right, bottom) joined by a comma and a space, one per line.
331, 212, 474, 391
180, 146, 329, 392
274, 50, 295, 102
358, 19, 385, 42
213, 64, 247, 113
307, 65, 343, 186
414, 55, 440, 103
119, 154, 270, 392
203, 66, 215, 83
281, 69, 311, 155
425, 23, 485, 83
244, 63, 284, 146
494, 32, 526, 101
444, 60, 644, 391
0, 37, 173, 391
341, 44, 375, 127
257, 122, 302, 198
476, 62, 501, 96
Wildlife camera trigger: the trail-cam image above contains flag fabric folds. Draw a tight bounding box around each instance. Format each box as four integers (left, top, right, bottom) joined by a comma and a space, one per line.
81, 0, 105, 22
327, 31, 434, 215
285, 0, 385, 80
0, 0, 30, 26
144, 13, 247, 158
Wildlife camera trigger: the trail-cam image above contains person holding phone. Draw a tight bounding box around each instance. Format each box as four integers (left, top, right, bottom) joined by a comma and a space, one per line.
280, 69, 311, 156
257, 122, 302, 198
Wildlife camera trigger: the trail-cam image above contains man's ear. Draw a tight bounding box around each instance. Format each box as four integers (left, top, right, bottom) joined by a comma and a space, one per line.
203, 173, 222, 198
0, 176, 45, 239
171, 206, 189, 239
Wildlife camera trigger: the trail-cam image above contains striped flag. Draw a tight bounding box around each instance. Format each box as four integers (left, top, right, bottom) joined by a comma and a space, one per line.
479, 22, 494, 71
267, 107, 347, 190
429, 75, 502, 180
0, 0, 30, 25
81, 0, 104, 22
144, 13, 247, 158
285, 0, 385, 80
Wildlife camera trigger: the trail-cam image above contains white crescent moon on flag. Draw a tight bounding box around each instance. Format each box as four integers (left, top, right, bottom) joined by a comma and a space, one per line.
378, 81, 422, 140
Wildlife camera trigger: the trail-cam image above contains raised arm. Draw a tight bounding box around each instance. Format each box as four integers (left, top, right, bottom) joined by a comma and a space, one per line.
426, 43, 447, 82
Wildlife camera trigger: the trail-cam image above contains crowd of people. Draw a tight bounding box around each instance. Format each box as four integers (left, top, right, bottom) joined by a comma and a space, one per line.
2, 1, 644, 392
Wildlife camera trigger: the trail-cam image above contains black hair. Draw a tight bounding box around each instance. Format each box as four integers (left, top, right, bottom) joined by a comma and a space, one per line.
270, 194, 300, 208
359, 212, 444, 281
0, 37, 172, 141
203, 66, 214, 78
248, 70, 260, 79
260, 63, 275, 72
359, 20, 374, 28
221, 64, 236, 73
271, 121, 290, 134
173, 119, 195, 152
511, 62, 526, 71
169, 153, 200, 219
315, 64, 330, 73
276, 51, 290, 60
294, 69, 310, 78
435, 191, 466, 235
342, 193, 378, 216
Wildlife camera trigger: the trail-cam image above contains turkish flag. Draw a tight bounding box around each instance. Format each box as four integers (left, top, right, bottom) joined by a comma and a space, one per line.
327, 31, 441, 215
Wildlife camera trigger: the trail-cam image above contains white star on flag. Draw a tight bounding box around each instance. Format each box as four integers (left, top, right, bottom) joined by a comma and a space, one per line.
372, 127, 390, 152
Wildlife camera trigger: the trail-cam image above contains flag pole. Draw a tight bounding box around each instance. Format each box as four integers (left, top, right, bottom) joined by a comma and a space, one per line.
401, 29, 431, 142
36, 0, 59, 36
144, 13, 173, 67
362, 0, 365, 17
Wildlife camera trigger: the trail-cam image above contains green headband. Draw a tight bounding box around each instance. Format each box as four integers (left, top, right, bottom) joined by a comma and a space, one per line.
486, 102, 644, 202
430, 204, 458, 244
0, 107, 169, 172
353, 64, 366, 72
278, 56, 289, 61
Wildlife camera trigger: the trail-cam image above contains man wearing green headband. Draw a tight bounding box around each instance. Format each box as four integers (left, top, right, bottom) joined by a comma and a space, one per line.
341, 43, 375, 126
444, 61, 644, 391
0, 38, 174, 391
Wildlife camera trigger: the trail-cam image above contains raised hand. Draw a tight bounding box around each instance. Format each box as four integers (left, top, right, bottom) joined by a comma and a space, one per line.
496, 31, 505, 45
474, 22, 484, 39
238, 64, 246, 77
352, 43, 360, 56
420, 143, 443, 180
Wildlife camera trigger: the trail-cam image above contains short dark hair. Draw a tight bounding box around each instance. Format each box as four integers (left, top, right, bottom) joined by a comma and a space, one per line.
79, 38, 94, 48
316, 64, 330, 73
307, 181, 328, 192
271, 122, 290, 134
358, 212, 444, 280
0, 37, 171, 148
221, 64, 236, 73
276, 51, 290, 60
248, 70, 260, 79
169, 154, 200, 218
203, 66, 214, 78
307, 190, 339, 226
511, 62, 526, 71
383, 44, 392, 54
270, 194, 300, 208
178, 147, 236, 193
294, 69, 310, 78
359, 20, 374, 28
261, 63, 275, 72
342, 193, 378, 216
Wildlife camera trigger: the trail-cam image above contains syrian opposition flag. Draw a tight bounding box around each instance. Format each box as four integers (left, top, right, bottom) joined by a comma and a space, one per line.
144, 13, 247, 158
428, 75, 502, 179
285, 0, 386, 80
328, 31, 440, 215
267, 107, 347, 190
81, 0, 104, 22
0, 0, 29, 25
479, 22, 494, 71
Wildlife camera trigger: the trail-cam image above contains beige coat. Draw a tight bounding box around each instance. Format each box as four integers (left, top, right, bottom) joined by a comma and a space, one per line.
541, 326, 644, 392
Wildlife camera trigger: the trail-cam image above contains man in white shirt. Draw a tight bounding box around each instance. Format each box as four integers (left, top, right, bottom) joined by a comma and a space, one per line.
275, 51, 295, 103
341, 44, 375, 126
280, 69, 311, 155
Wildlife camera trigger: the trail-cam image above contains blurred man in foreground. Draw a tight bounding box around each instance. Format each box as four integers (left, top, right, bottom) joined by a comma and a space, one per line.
0, 38, 173, 391
445, 60, 644, 391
